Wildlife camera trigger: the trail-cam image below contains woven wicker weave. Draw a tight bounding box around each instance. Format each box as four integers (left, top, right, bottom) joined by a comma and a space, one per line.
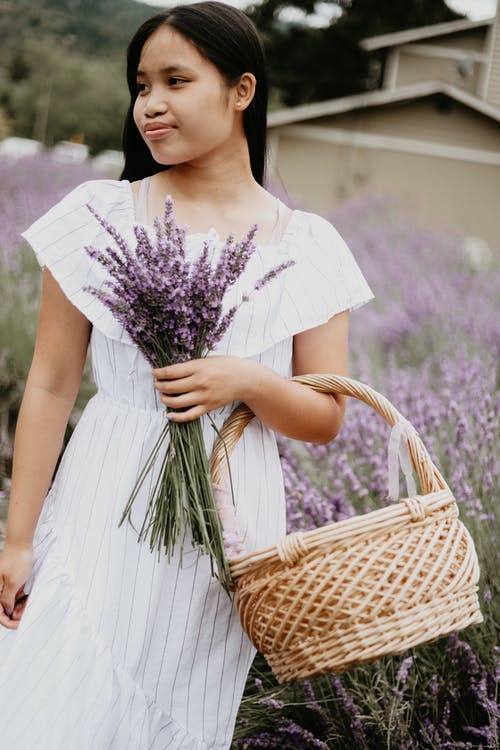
210, 374, 483, 683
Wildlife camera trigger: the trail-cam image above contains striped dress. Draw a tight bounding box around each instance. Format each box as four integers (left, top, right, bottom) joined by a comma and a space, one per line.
0, 178, 374, 749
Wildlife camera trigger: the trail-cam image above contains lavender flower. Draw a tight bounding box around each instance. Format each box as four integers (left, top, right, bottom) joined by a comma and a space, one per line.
84, 196, 294, 366
331, 675, 368, 747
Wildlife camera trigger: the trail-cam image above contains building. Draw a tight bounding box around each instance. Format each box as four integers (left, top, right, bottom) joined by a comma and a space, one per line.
267, 10, 500, 247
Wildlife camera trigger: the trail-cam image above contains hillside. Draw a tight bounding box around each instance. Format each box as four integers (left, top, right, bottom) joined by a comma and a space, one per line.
0, 0, 161, 56
0, 0, 161, 153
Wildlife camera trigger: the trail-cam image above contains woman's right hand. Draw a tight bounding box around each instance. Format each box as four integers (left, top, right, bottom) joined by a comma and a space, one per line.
0, 542, 34, 629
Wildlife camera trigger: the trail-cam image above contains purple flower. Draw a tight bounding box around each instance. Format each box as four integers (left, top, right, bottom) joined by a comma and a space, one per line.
83, 195, 294, 367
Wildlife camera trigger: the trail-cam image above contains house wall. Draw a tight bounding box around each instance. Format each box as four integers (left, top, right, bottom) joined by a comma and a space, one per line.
306, 99, 500, 151
426, 29, 488, 53
379, 27, 490, 98
394, 50, 481, 95
269, 130, 500, 248
486, 14, 500, 107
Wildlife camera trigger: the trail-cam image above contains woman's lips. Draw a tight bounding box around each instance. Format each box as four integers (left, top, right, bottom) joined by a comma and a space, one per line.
144, 125, 175, 140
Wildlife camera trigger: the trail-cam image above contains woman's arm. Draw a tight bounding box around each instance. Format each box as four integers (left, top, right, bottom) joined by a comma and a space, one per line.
4, 268, 91, 548
153, 309, 350, 444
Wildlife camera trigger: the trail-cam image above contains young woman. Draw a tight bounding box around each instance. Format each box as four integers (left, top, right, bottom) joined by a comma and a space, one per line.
0, 2, 374, 748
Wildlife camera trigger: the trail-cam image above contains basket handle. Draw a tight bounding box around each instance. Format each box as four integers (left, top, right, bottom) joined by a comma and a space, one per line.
210, 373, 450, 497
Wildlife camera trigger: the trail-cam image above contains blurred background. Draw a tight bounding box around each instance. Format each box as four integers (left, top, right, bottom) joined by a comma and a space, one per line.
0, 0, 499, 242
0, 1, 499, 747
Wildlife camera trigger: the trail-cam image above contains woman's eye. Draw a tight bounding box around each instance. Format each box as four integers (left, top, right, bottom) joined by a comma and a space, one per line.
168, 77, 186, 86
136, 82, 149, 94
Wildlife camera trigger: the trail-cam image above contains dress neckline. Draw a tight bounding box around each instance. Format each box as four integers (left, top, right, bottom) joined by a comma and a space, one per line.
125, 177, 298, 249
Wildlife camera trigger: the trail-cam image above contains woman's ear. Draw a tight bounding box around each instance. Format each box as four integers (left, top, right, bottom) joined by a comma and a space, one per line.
234, 72, 257, 111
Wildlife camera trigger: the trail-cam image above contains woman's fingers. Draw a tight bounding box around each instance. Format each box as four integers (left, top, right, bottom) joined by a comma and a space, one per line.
0, 582, 16, 621
154, 375, 197, 395
0, 547, 34, 629
0, 587, 29, 627
167, 405, 206, 422
159, 390, 202, 408
12, 594, 29, 621
0, 603, 19, 629
153, 360, 198, 380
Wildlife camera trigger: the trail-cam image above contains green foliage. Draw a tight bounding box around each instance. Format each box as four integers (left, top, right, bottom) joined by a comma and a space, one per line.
6, 37, 129, 153
264, 23, 372, 107
0, 107, 8, 140
0, 0, 160, 57
0, 0, 160, 153
334, 0, 463, 40
0, 246, 40, 452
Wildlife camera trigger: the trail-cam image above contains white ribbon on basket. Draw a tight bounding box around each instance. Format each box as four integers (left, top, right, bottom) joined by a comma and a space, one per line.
387, 418, 418, 502
212, 483, 247, 559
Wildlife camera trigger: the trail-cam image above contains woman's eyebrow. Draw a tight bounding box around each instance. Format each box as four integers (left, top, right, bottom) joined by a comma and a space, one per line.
136, 64, 196, 78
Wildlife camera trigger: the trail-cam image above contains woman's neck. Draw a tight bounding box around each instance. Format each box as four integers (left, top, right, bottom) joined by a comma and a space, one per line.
157, 142, 260, 209
146, 141, 278, 241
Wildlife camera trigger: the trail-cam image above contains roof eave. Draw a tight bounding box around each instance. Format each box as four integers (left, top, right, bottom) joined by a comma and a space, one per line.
267, 81, 500, 127
360, 16, 495, 52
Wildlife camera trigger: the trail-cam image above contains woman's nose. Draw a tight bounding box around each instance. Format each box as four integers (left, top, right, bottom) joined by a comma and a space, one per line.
144, 88, 168, 117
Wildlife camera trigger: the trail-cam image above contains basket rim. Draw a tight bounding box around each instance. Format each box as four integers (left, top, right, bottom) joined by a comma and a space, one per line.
229, 487, 457, 577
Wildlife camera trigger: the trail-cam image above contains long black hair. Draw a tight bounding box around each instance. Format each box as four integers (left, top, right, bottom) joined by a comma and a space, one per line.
120, 1, 268, 185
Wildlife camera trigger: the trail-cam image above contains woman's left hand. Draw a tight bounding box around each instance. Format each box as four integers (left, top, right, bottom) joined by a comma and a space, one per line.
153, 356, 260, 421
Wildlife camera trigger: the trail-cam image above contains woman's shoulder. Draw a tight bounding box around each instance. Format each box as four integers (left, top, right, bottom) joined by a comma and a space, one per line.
282, 206, 374, 306
283, 206, 350, 255
287, 206, 339, 233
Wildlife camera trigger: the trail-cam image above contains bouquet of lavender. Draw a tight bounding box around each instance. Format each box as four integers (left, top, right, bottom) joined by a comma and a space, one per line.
83, 196, 294, 591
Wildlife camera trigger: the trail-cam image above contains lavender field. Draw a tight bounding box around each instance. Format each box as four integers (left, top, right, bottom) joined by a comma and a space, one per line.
0, 155, 498, 748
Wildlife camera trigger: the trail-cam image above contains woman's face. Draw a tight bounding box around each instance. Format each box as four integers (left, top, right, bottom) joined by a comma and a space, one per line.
133, 25, 239, 167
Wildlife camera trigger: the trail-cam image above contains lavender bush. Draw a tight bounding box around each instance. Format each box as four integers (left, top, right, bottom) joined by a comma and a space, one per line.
233, 196, 499, 749
0, 155, 98, 488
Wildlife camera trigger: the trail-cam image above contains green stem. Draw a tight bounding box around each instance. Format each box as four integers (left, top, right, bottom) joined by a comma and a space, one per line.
118, 390, 232, 591
118, 420, 170, 532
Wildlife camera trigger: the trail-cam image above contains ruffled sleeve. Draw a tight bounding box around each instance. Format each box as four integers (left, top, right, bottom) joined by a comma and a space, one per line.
281, 210, 374, 330
215, 209, 375, 358
21, 179, 135, 345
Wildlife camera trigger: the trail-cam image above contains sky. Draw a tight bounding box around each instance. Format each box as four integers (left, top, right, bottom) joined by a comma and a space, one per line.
138, 0, 498, 25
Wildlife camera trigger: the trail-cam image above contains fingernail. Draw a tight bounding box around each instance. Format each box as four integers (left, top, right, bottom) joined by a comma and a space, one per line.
5, 607, 12, 617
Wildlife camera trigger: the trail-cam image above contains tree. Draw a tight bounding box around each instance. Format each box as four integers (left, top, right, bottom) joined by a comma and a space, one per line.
247, 0, 464, 106
0, 108, 8, 141
5, 38, 129, 153
0, 0, 158, 153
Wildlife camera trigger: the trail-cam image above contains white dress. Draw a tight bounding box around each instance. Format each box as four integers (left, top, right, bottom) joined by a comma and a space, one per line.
0, 178, 374, 750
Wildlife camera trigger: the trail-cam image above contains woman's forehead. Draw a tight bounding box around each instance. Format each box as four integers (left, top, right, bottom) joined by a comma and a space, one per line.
138, 26, 204, 72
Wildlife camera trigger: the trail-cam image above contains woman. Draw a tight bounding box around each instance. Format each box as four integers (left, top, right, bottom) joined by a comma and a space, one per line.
0, 3, 374, 748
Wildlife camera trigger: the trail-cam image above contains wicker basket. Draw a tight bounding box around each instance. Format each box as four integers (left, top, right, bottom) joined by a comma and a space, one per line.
210, 373, 483, 683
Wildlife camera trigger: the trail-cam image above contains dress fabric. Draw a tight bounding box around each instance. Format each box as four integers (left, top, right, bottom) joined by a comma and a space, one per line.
0, 179, 375, 749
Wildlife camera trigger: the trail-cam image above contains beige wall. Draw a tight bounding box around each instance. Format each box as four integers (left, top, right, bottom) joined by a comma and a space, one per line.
395, 50, 481, 95
429, 28, 488, 53
270, 132, 500, 248
306, 100, 500, 151
486, 14, 500, 108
